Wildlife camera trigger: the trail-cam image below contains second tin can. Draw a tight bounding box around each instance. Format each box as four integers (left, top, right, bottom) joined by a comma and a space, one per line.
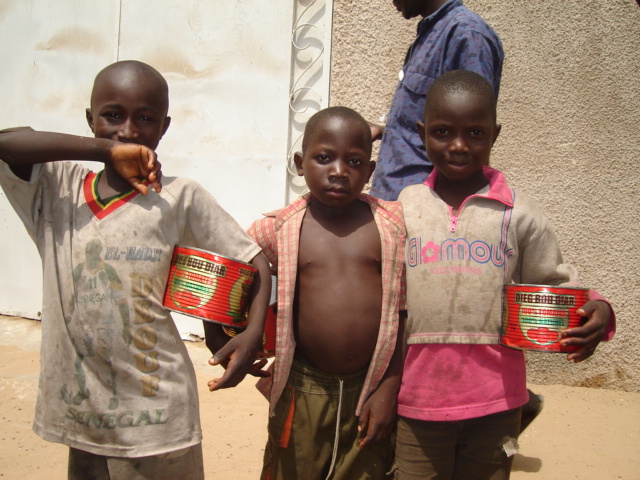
500, 284, 589, 352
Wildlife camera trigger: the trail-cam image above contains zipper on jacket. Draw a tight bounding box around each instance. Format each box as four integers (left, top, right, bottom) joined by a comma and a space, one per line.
448, 205, 458, 232
448, 195, 478, 232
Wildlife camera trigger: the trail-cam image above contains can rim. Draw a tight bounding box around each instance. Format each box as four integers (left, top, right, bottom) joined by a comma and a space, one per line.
174, 245, 256, 271
503, 283, 589, 291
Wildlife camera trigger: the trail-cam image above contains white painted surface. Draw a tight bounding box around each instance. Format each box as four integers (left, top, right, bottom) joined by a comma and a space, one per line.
0, 0, 332, 336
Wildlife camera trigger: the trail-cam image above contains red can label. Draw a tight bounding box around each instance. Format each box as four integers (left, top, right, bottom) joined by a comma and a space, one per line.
501, 284, 589, 352
222, 303, 276, 359
163, 246, 257, 327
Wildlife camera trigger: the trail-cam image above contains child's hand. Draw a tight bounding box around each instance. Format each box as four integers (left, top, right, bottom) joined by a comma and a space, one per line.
368, 122, 385, 142
561, 300, 611, 363
108, 143, 162, 194
357, 381, 398, 448
207, 330, 270, 391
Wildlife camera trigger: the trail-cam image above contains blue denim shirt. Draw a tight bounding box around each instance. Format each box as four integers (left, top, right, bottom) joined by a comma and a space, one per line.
370, 0, 504, 201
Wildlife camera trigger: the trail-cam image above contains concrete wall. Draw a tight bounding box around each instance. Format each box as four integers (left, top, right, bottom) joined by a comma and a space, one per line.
330, 0, 640, 391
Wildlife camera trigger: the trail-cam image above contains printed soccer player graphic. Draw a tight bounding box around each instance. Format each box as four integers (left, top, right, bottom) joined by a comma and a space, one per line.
63, 238, 131, 410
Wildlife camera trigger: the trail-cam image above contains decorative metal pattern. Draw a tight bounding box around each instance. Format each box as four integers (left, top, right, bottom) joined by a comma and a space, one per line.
285, 0, 334, 204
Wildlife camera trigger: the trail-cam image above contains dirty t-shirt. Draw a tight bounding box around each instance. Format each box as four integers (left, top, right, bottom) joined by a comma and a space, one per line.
0, 160, 260, 457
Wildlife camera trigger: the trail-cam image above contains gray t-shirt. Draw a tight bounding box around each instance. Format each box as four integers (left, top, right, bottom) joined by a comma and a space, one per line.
0, 159, 260, 457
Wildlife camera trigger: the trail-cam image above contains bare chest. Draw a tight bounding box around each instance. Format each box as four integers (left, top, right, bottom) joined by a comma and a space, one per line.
297, 216, 382, 272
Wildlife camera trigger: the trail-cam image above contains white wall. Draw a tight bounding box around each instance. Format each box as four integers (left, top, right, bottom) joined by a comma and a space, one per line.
0, 0, 332, 336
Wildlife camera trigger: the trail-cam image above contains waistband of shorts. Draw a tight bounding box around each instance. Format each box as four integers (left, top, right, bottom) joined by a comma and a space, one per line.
289, 358, 367, 390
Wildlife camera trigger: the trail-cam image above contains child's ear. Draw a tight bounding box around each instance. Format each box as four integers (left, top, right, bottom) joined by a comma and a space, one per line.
417, 121, 426, 144
493, 124, 501, 145
85, 108, 95, 133
367, 159, 376, 182
293, 152, 304, 176
160, 116, 172, 139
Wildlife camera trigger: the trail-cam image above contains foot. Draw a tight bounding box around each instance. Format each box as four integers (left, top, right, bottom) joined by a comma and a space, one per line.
72, 388, 90, 405
60, 385, 73, 405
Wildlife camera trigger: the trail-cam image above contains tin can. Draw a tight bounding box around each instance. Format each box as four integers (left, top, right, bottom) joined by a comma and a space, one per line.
500, 284, 589, 352
163, 246, 257, 327
222, 302, 277, 358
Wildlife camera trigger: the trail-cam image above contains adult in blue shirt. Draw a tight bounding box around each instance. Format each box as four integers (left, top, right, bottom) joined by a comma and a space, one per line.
369, 0, 504, 201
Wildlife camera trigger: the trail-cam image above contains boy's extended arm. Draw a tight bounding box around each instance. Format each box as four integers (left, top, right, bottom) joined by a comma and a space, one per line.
0, 128, 161, 194
206, 251, 272, 390
357, 310, 407, 448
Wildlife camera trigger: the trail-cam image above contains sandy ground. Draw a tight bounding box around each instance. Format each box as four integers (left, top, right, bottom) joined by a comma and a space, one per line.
0, 315, 639, 480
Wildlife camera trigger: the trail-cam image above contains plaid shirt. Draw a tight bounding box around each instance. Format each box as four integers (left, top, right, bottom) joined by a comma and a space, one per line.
248, 193, 407, 416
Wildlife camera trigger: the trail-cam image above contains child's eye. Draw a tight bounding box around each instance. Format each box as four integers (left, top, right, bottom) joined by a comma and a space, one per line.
470, 129, 484, 136
103, 112, 121, 119
139, 115, 156, 122
348, 158, 363, 166
433, 128, 448, 136
316, 154, 331, 163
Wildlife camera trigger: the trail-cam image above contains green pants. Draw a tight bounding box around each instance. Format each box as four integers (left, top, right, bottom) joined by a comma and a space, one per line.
68, 443, 204, 480
261, 359, 393, 480
392, 408, 521, 480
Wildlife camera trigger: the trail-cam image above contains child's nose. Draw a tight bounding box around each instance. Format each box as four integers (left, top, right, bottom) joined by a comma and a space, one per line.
450, 135, 468, 151
117, 119, 140, 141
330, 160, 348, 178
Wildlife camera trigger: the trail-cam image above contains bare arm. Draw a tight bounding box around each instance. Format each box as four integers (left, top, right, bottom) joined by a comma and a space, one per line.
368, 122, 385, 142
357, 310, 406, 448
0, 128, 161, 194
207, 251, 272, 390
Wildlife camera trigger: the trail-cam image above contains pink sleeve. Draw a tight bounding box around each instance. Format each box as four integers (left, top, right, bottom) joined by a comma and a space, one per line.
588, 290, 616, 341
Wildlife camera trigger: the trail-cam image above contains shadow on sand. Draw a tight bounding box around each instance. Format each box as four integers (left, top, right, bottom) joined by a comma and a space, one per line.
511, 453, 542, 473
